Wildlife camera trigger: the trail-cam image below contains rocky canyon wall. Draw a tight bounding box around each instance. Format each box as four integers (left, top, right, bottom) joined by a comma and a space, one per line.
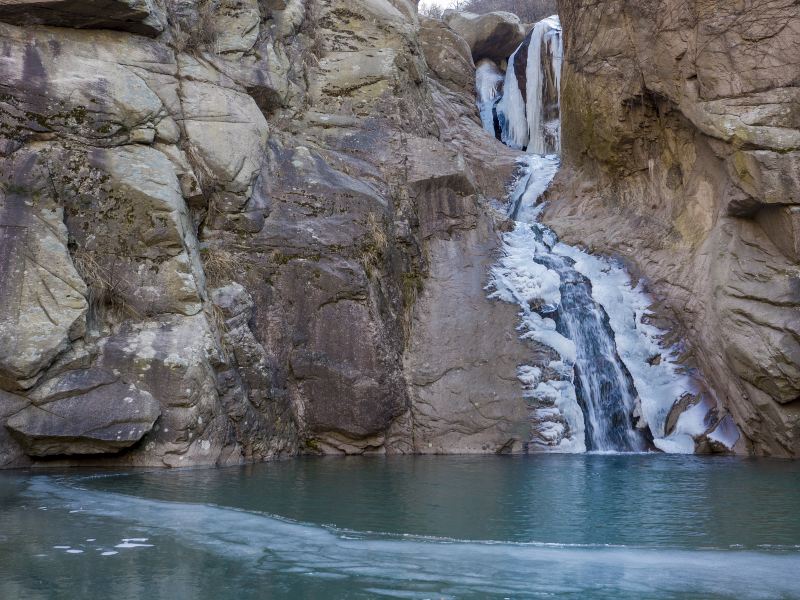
547, 0, 800, 456
0, 0, 537, 466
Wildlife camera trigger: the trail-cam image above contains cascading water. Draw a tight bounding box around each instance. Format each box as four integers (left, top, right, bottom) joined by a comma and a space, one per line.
483, 16, 716, 453
532, 251, 647, 452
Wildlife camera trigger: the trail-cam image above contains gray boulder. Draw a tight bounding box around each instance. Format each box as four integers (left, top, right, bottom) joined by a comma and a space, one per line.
7, 373, 160, 456
443, 10, 526, 62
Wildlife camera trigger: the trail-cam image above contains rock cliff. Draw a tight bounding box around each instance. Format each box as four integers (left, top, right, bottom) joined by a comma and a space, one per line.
2, 0, 797, 465
546, 0, 800, 456
0, 0, 533, 466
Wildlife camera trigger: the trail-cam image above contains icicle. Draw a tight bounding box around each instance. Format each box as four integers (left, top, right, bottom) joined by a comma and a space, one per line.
475, 59, 504, 136
493, 15, 562, 155
525, 16, 562, 155
496, 46, 528, 150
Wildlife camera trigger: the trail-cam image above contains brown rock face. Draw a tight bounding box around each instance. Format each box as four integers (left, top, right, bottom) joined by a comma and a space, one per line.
419, 16, 475, 94
0, 0, 534, 465
0, 0, 165, 35
546, 0, 800, 456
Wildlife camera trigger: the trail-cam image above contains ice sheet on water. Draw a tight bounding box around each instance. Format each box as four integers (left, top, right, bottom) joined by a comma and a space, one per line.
27, 478, 800, 600
116, 538, 154, 548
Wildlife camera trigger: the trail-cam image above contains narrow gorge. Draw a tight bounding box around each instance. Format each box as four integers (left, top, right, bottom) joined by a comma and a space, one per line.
0, 0, 797, 468
2, 2, 800, 598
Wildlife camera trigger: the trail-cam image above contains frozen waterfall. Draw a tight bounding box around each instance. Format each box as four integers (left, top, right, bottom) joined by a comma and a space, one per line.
480, 15, 732, 453
475, 59, 504, 137
491, 16, 562, 154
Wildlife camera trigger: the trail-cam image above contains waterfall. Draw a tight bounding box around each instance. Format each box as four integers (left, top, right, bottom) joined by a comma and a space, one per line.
493, 16, 563, 154
482, 16, 710, 453
525, 16, 562, 155
497, 45, 528, 150
532, 251, 647, 452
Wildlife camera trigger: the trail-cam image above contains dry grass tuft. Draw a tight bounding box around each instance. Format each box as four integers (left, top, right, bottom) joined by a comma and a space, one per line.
72, 249, 141, 320
169, 0, 221, 54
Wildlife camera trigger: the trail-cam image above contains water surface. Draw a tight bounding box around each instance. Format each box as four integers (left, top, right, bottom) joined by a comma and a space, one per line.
2, 455, 799, 599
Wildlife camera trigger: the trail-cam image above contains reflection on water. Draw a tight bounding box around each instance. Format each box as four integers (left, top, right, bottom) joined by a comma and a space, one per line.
1, 455, 799, 599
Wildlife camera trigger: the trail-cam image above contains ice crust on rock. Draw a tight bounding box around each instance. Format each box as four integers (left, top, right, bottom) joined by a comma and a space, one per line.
475, 58, 504, 135
487, 149, 705, 454
553, 243, 701, 452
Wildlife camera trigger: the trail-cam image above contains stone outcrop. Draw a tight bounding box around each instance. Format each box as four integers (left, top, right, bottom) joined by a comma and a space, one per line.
7, 373, 161, 456
419, 16, 475, 94
442, 9, 526, 62
0, 0, 165, 36
0, 0, 535, 465
546, 0, 800, 456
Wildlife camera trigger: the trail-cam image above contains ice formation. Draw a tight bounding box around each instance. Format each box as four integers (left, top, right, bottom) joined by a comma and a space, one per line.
494, 16, 562, 154
482, 15, 738, 454
475, 58, 505, 136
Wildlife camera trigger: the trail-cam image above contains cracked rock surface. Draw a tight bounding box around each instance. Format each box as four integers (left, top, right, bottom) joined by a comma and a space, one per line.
0, 0, 531, 465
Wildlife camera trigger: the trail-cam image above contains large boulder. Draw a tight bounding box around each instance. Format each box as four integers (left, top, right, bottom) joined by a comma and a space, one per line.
6, 371, 161, 457
419, 16, 475, 94
443, 10, 526, 62
0, 0, 165, 36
